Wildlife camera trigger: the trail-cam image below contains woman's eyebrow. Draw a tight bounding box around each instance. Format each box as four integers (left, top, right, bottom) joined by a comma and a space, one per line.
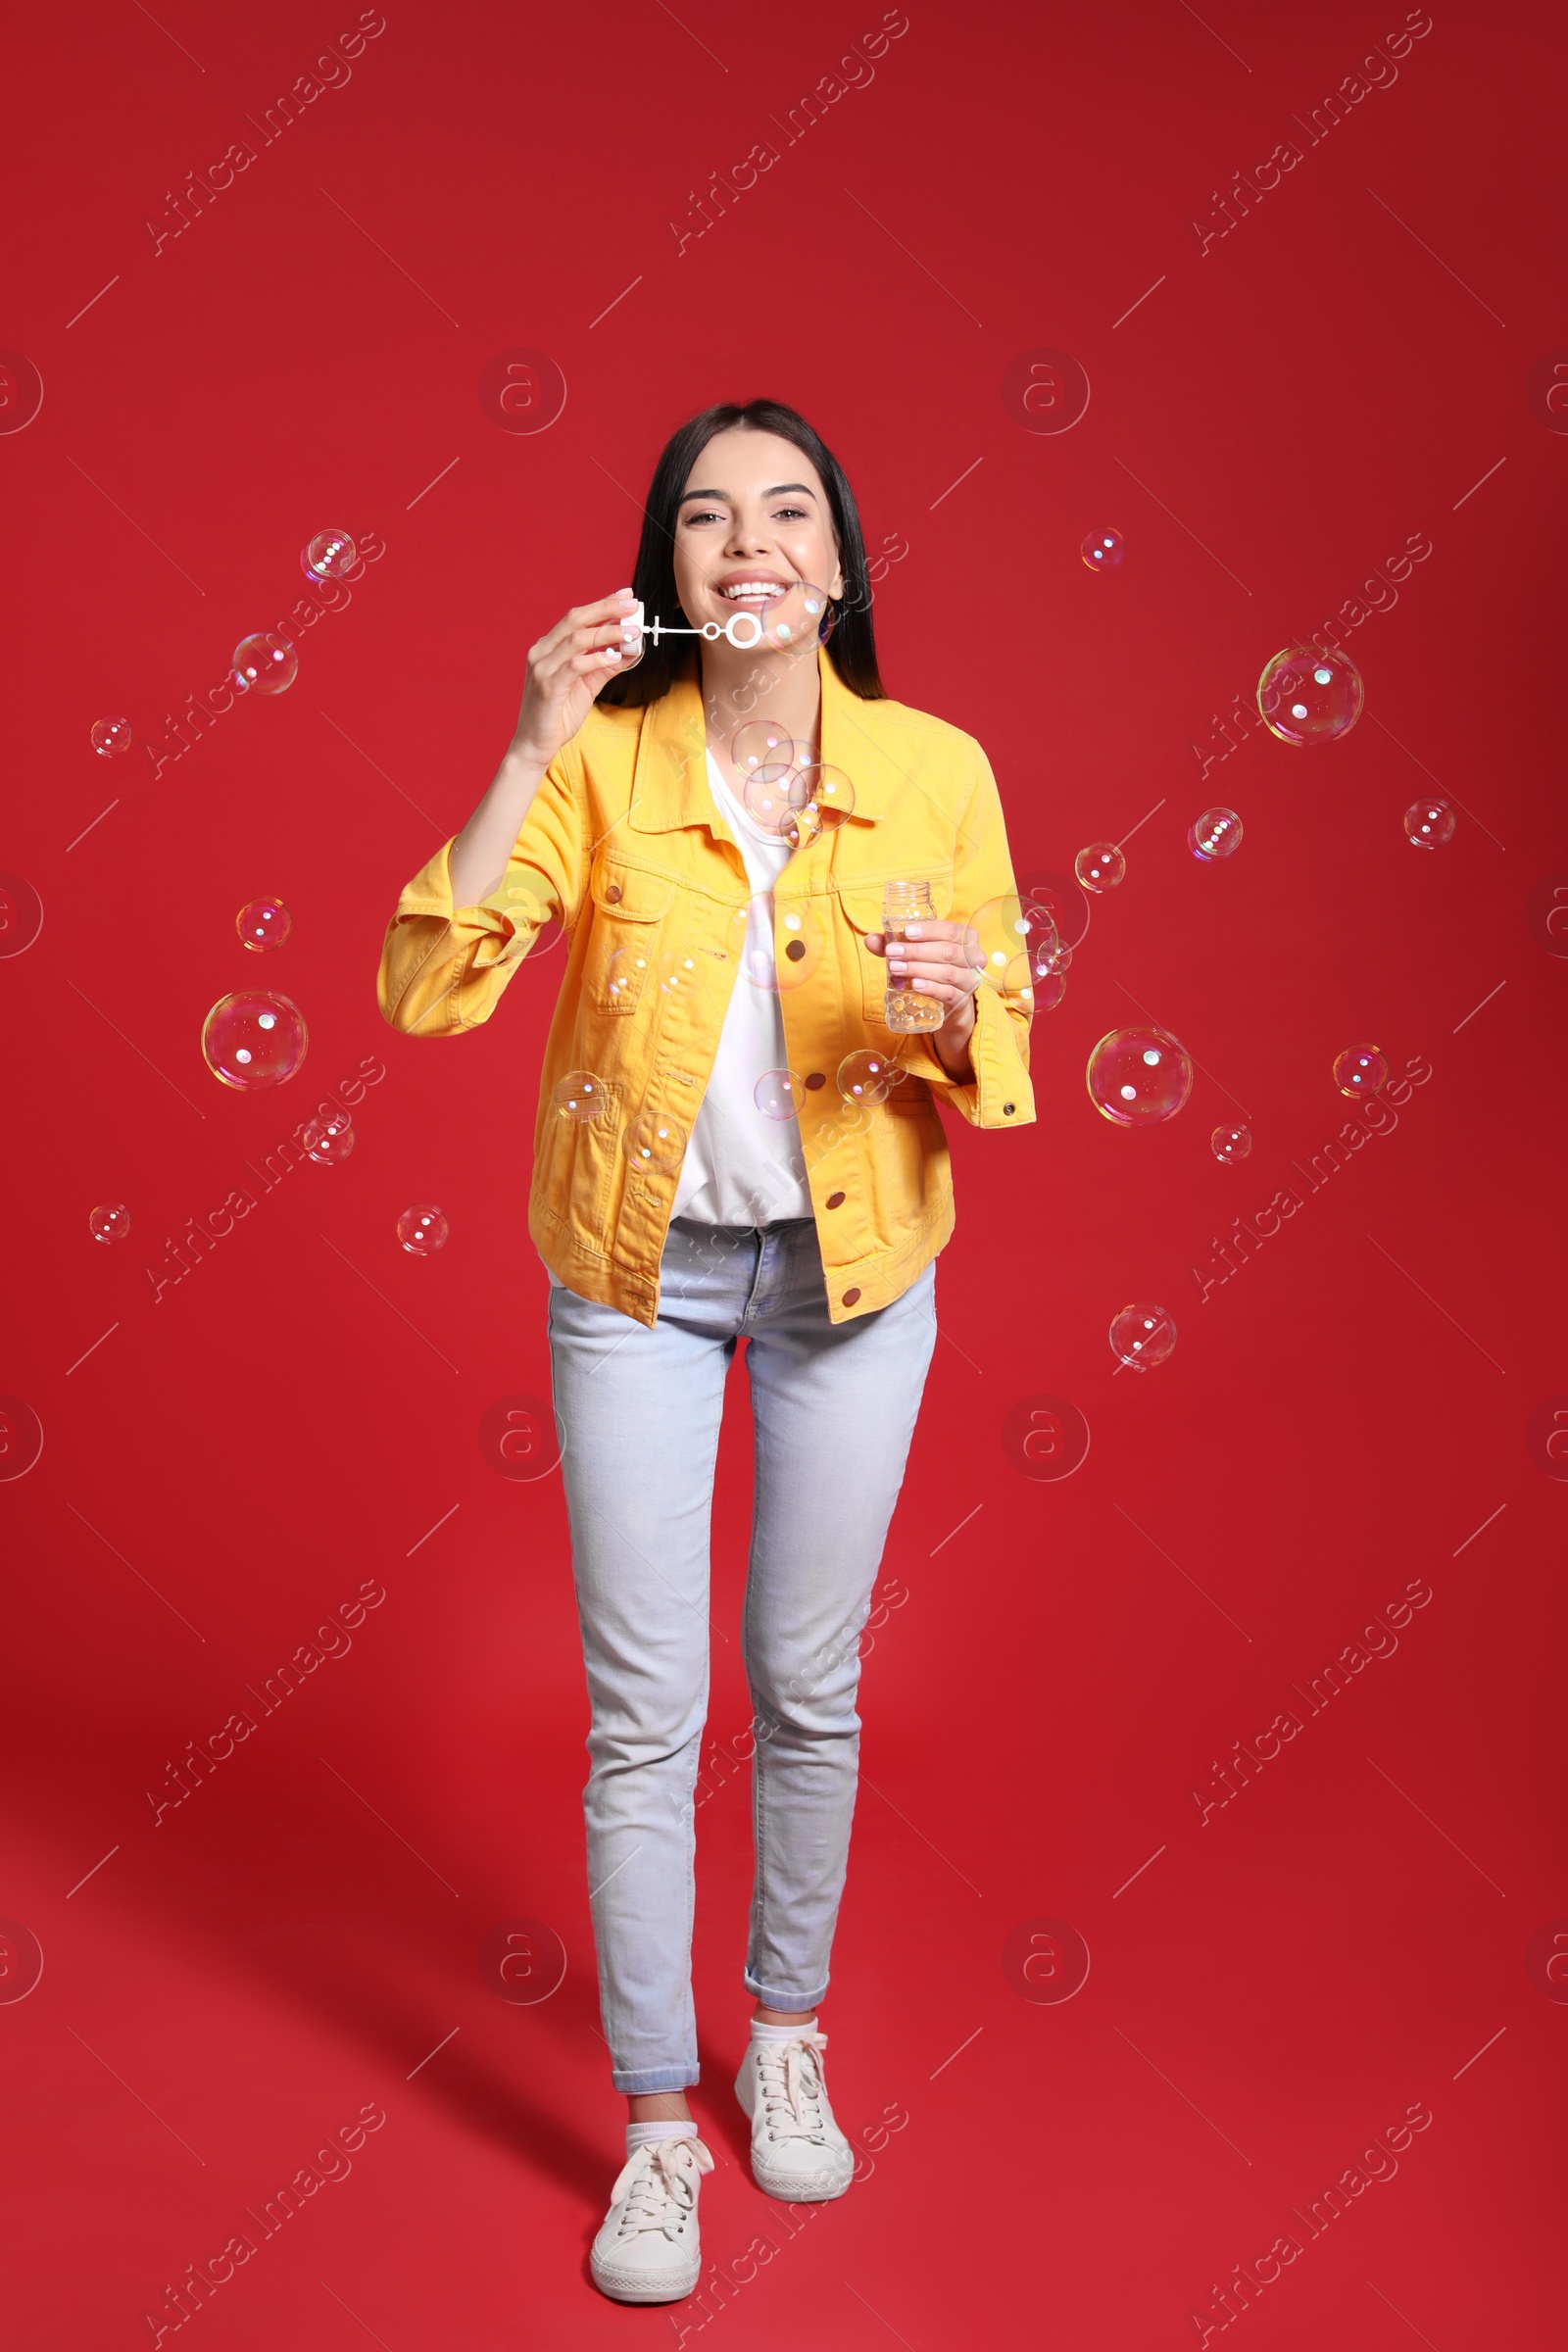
676, 482, 817, 506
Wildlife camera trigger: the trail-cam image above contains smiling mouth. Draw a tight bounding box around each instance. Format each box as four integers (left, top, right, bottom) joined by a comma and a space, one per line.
717, 580, 792, 603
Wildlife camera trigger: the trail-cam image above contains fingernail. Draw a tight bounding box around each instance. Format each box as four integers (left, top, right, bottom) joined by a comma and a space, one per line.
604, 647, 621, 662
617, 587, 636, 600
905, 923, 922, 938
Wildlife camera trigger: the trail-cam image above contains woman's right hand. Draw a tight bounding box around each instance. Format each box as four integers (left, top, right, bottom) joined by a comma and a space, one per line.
508, 591, 642, 771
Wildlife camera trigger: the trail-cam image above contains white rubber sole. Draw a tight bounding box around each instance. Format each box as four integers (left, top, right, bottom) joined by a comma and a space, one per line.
591, 2247, 703, 2305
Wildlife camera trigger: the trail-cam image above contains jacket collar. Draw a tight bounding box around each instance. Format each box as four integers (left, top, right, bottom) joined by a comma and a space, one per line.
627, 649, 893, 834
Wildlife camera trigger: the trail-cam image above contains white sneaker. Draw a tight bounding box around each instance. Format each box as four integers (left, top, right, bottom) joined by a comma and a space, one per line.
590, 2132, 714, 2304
734, 2029, 854, 2201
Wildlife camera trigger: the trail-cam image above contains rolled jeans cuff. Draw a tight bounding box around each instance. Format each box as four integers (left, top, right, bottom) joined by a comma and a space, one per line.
612, 2064, 702, 2096
742, 1968, 831, 2012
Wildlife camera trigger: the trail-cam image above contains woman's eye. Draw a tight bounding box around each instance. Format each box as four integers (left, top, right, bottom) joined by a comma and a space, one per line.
773, 506, 808, 520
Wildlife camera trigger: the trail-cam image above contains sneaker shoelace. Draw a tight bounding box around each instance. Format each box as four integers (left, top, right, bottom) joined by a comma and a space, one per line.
614, 2136, 704, 2241
756, 2029, 832, 2143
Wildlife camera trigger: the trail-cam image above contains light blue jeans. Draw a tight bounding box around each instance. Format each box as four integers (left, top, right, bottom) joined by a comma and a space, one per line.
545, 1217, 938, 2094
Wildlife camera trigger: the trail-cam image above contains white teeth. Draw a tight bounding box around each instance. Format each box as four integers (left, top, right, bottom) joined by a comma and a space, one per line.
721, 582, 787, 598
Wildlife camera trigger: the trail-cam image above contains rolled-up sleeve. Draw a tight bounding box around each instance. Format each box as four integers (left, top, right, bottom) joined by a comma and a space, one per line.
892, 747, 1036, 1129
376, 746, 587, 1036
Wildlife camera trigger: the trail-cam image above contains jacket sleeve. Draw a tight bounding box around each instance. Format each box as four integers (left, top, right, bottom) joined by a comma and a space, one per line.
892, 744, 1036, 1129
375, 744, 588, 1036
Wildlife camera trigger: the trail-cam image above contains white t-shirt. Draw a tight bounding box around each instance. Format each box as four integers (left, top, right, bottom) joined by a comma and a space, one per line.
668, 750, 814, 1226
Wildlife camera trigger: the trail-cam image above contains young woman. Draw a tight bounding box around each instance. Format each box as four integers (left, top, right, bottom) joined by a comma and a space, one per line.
377, 399, 1034, 2304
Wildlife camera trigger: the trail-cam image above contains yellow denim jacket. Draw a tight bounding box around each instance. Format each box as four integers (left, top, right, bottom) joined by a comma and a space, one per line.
376, 650, 1034, 1326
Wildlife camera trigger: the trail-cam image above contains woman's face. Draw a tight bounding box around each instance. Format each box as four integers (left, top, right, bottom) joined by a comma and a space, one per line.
670, 428, 845, 659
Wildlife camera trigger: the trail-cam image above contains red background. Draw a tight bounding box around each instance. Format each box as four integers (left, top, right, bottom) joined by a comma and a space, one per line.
2, 1, 1563, 2343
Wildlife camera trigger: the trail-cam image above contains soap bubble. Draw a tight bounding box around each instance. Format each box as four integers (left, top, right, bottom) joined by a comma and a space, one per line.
605, 942, 652, 1007
236, 897, 291, 952
202, 991, 308, 1090
1211, 1122, 1251, 1163
1189, 808, 1242, 860
232, 632, 298, 695
963, 896, 1059, 993
801, 762, 855, 822
757, 580, 834, 653
302, 529, 357, 582
397, 1204, 448, 1255
90, 717, 131, 758
730, 897, 824, 990
783, 801, 822, 850
89, 1203, 130, 1245
1257, 645, 1363, 744
755, 1069, 806, 1120
743, 766, 809, 832
1075, 843, 1125, 893
1033, 970, 1067, 1011
1081, 528, 1123, 572
304, 1110, 355, 1164
623, 1110, 686, 1173
1404, 799, 1455, 848
1333, 1044, 1387, 1099
732, 720, 795, 774
554, 1070, 607, 1119
657, 949, 704, 996
1109, 1303, 1177, 1371
838, 1050, 896, 1106
1086, 1028, 1192, 1125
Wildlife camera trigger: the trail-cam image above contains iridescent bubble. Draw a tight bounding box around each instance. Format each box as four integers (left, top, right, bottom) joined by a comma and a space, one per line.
729, 897, 824, 991
1333, 1044, 1387, 1100
755, 1069, 806, 1120
236, 897, 291, 952
657, 949, 703, 996
1189, 808, 1242, 860
397, 1204, 448, 1255
605, 942, 652, 1006
758, 580, 834, 653
1404, 799, 1455, 849
783, 801, 822, 850
232, 632, 298, 695
1081, 528, 1124, 572
614, 602, 646, 672
201, 991, 308, 1090
89, 1202, 130, 1245
304, 1110, 355, 1164
1032, 970, 1067, 1011
623, 1109, 686, 1174
802, 762, 855, 822
838, 1049, 895, 1106
1086, 1028, 1193, 1126
732, 720, 795, 774
1211, 1122, 1251, 1164
963, 896, 1058, 993
743, 766, 809, 832
554, 1070, 607, 1120
302, 529, 357, 582
1109, 1303, 1177, 1371
1256, 645, 1363, 744
1074, 843, 1125, 893
90, 717, 131, 758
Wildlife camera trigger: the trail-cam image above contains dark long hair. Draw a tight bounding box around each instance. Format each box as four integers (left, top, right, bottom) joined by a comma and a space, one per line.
597, 399, 886, 706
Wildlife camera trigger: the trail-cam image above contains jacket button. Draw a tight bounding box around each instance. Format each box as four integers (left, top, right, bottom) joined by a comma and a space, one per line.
604, 883, 622, 903
826, 1191, 845, 1208
1003, 1101, 1015, 1114
842, 1288, 861, 1306
804, 1072, 825, 1089
784, 939, 807, 961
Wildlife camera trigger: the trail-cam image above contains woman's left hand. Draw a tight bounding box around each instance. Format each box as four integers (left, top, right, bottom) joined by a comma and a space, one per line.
863, 920, 982, 1071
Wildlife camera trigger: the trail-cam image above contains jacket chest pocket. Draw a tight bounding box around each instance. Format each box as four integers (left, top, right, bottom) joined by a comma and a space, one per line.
587, 860, 679, 1014
835, 872, 954, 1026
